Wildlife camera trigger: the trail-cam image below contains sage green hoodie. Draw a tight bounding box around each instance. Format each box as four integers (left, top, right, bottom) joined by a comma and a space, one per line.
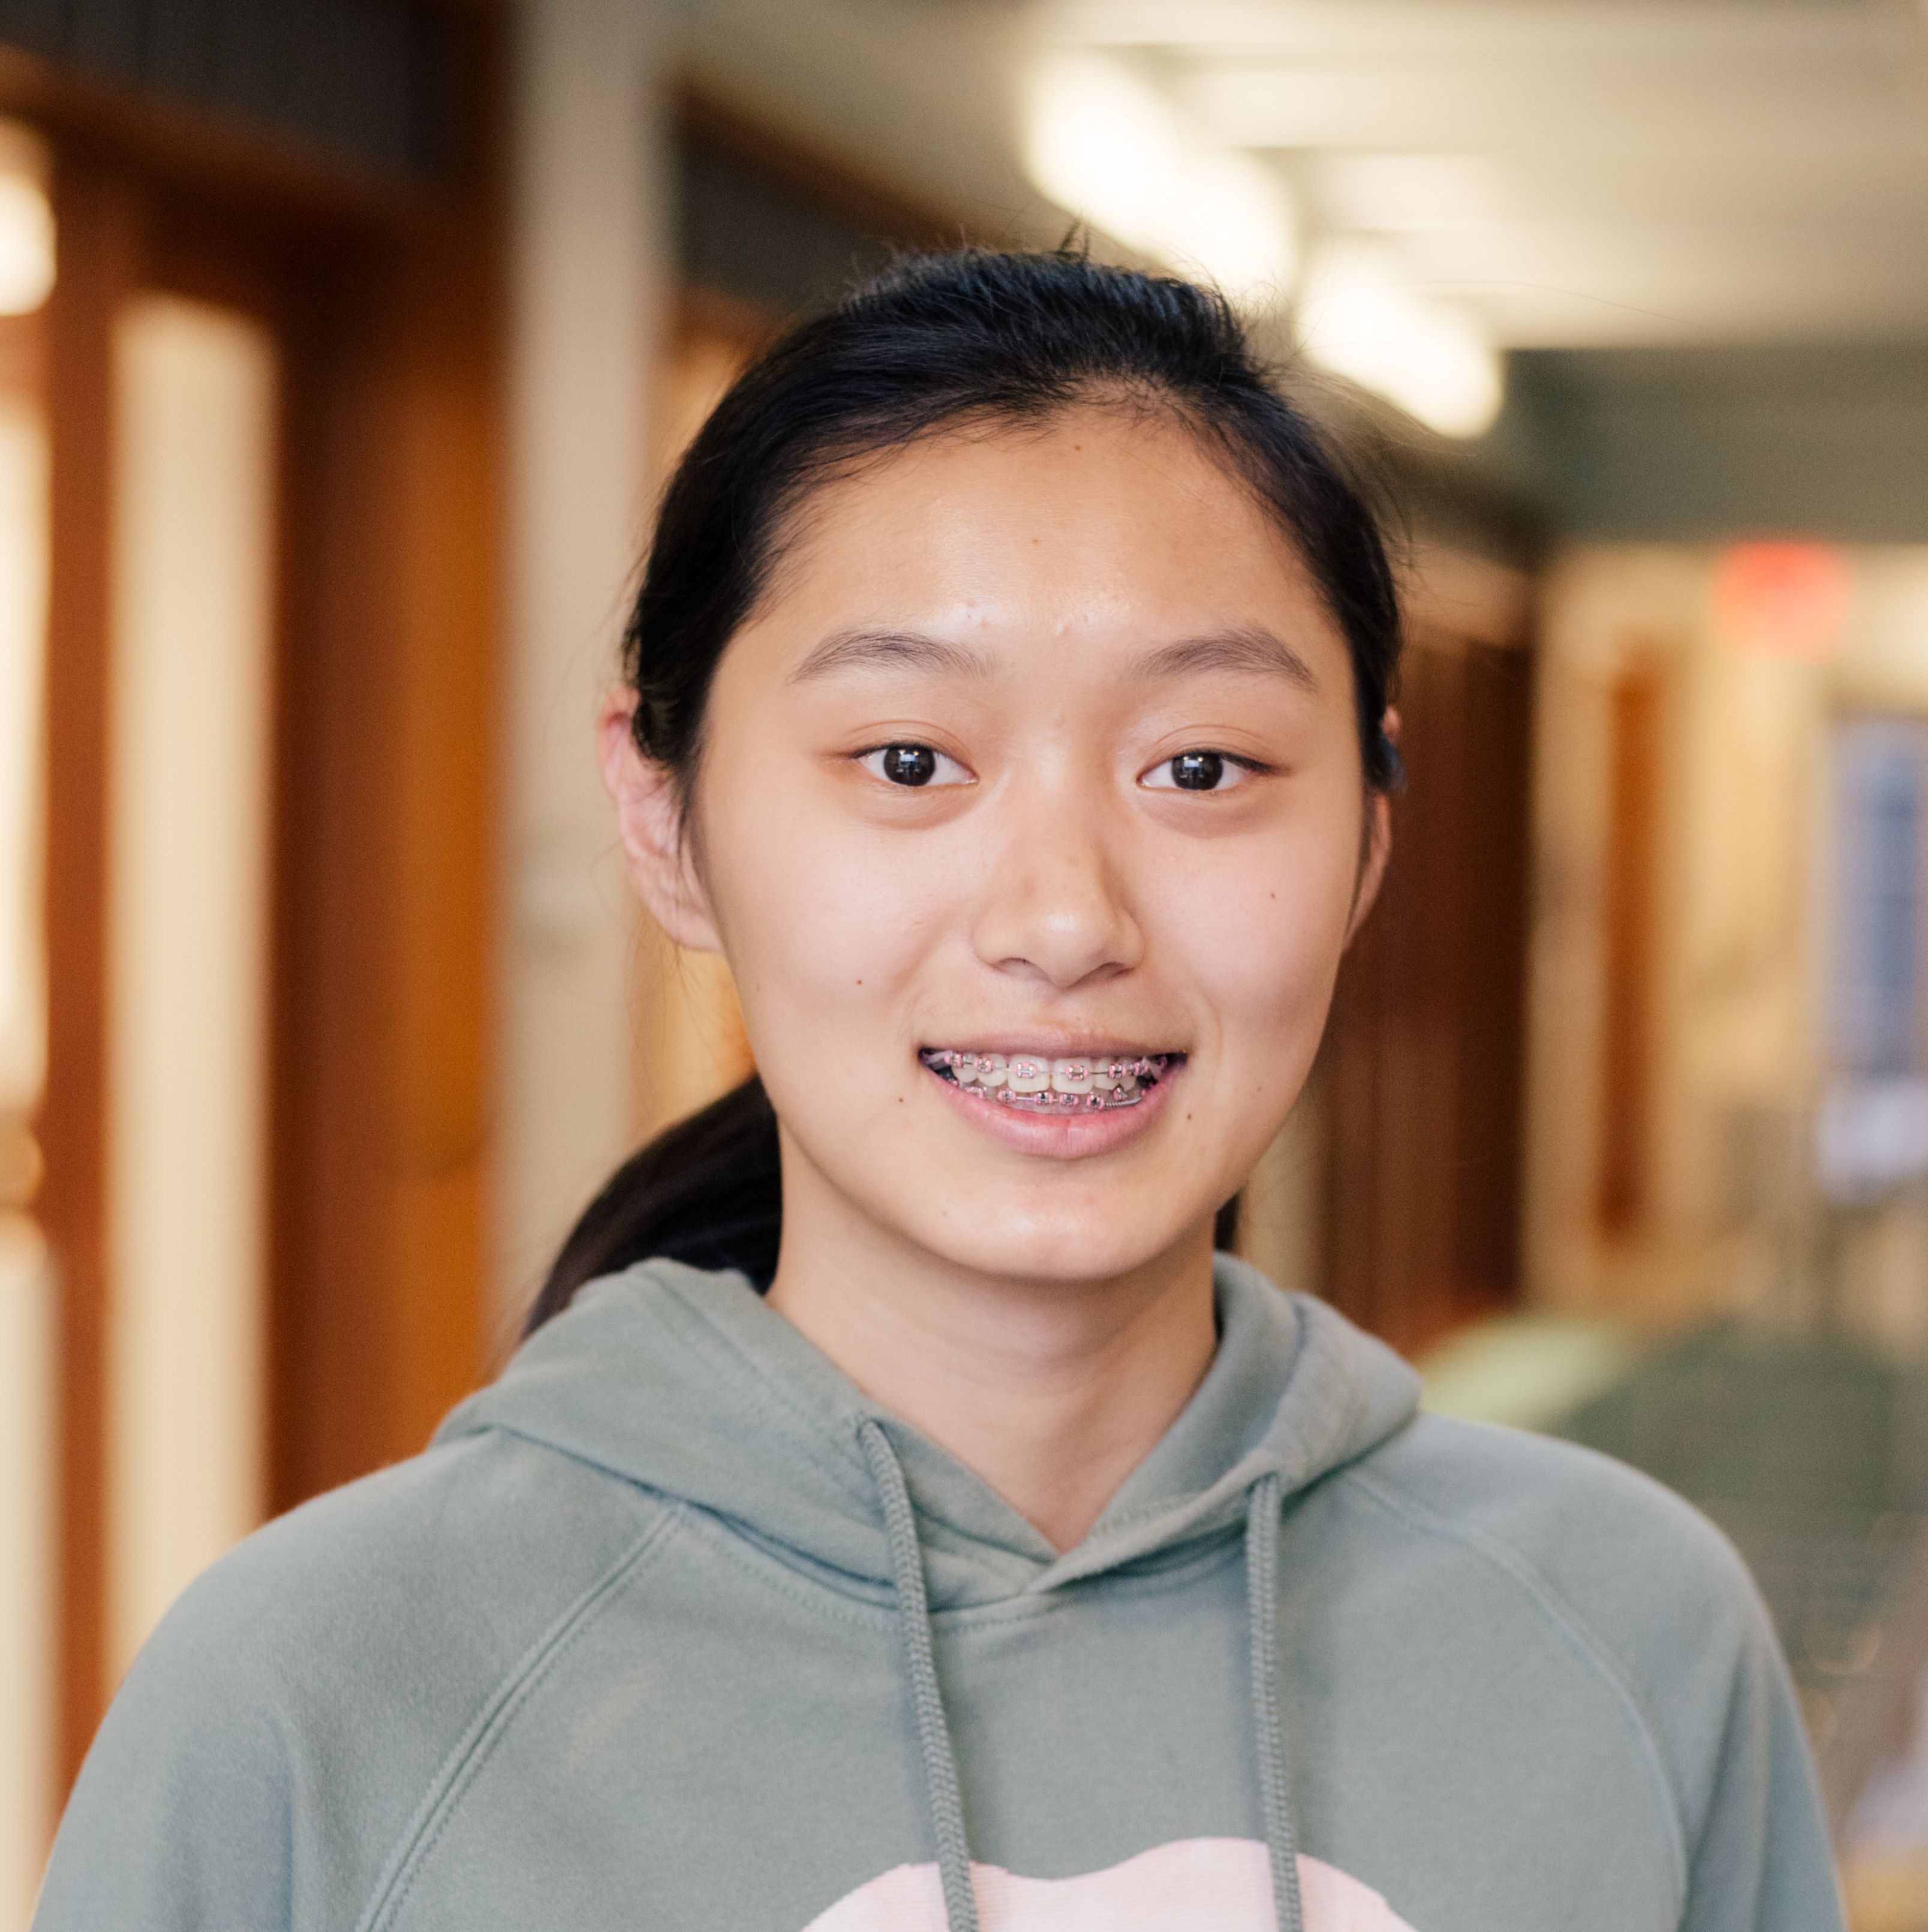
35, 1257, 1840, 1931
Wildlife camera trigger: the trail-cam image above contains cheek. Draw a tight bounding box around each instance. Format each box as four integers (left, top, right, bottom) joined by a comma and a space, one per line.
1153, 811, 1362, 1055
699, 787, 955, 1046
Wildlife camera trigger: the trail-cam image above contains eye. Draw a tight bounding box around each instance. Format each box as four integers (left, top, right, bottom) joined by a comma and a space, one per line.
1141, 750, 1254, 793
858, 742, 971, 789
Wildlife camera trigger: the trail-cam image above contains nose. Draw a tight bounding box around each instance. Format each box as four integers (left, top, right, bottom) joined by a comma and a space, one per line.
970, 799, 1144, 990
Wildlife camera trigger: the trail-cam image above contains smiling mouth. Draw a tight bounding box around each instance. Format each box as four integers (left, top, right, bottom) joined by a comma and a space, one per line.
918, 1048, 1182, 1112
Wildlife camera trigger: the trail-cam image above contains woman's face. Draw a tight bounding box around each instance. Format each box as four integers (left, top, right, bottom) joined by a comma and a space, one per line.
615, 407, 1386, 1288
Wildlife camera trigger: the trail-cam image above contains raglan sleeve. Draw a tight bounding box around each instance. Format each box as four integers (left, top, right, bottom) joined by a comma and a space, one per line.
31, 1566, 296, 1932
1679, 1594, 1845, 1932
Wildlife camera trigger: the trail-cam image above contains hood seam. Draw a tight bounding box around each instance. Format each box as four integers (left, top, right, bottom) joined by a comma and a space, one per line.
663, 1277, 1064, 1565
461, 1263, 1419, 1603
679, 1494, 1249, 1627
1341, 1464, 1689, 1913
1078, 1442, 1306, 1539
679, 1504, 903, 1632
844, 1412, 1066, 1564
1036, 1355, 1390, 1591
1036, 1293, 1410, 1591
656, 1278, 889, 1510
357, 1504, 683, 1932
1076, 1296, 1317, 1540
949, 1540, 1245, 1629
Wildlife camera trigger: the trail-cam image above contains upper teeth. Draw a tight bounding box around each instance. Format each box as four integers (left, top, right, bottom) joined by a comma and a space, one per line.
925, 1049, 1164, 1098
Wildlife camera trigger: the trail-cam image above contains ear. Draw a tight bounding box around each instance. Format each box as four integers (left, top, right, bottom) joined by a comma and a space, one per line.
598, 693, 725, 953
1344, 706, 1398, 944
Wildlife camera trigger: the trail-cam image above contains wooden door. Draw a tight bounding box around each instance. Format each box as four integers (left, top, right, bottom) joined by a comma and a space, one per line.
17, 13, 500, 1793
1319, 628, 1536, 1355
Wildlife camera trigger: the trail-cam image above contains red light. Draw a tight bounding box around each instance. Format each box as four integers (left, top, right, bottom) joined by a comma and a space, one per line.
1711, 542, 1853, 661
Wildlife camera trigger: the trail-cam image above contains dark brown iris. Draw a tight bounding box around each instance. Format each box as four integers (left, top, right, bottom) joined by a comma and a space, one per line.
1172, 751, 1223, 790
881, 744, 937, 786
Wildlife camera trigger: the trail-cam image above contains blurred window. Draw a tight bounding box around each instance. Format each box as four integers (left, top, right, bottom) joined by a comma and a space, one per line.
1832, 719, 1928, 1078
1821, 717, 1928, 1200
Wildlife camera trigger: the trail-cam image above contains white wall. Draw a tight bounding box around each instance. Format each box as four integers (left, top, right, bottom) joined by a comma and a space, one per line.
106, 296, 276, 1677
497, 0, 670, 1327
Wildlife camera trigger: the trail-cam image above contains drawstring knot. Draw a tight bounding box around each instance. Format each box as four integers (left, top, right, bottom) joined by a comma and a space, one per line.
858, 1418, 1306, 1932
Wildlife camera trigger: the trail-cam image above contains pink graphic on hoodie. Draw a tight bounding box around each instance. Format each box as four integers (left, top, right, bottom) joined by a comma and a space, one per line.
803, 1836, 1418, 1930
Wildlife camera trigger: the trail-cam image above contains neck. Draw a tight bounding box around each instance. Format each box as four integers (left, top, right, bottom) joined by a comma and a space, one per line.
765, 1136, 1219, 1554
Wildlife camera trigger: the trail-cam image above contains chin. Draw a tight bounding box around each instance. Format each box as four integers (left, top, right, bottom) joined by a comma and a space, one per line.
907, 1199, 1191, 1288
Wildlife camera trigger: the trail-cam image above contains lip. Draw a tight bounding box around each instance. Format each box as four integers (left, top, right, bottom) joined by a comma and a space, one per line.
921, 1049, 1184, 1160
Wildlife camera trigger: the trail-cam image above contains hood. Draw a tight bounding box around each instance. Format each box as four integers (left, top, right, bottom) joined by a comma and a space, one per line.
438, 1254, 1419, 1612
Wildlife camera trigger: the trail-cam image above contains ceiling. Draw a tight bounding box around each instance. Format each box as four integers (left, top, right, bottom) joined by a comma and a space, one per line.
686, 0, 1928, 350
1059, 0, 1928, 347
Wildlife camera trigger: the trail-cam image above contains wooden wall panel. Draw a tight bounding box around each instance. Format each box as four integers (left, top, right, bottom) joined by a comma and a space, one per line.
39, 152, 138, 1791
1597, 661, 1664, 1238
1321, 634, 1535, 1355
269, 19, 500, 1506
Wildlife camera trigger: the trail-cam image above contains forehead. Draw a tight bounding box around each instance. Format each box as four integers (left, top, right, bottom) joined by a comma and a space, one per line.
745, 405, 1340, 669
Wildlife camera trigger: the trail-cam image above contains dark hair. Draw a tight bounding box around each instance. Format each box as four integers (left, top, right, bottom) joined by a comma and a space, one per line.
527, 248, 1400, 1335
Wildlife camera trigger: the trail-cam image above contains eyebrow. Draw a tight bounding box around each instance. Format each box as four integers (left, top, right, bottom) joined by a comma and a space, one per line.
1134, 626, 1320, 691
786, 622, 1320, 690
788, 629, 994, 684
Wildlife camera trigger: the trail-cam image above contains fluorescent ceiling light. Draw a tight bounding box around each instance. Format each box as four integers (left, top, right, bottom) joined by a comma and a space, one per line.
0, 173, 53, 317
1297, 240, 1502, 437
1022, 50, 1296, 303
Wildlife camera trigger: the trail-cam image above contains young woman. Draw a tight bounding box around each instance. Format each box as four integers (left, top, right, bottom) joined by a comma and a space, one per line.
38, 252, 1838, 1932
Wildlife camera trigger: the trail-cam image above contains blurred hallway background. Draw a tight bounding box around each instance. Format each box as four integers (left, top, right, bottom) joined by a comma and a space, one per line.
7, 0, 1928, 1922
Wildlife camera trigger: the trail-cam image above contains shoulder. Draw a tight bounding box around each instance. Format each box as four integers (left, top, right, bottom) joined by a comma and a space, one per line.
43, 1428, 675, 1928
1351, 1410, 1762, 1645
145, 1424, 672, 1717
1340, 1413, 1790, 1844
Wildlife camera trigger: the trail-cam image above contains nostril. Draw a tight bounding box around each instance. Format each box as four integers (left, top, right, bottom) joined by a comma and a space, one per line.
969, 854, 1144, 987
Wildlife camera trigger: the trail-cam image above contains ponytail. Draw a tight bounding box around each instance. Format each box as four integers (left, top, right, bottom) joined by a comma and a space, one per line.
525, 1078, 780, 1337
526, 1067, 1240, 1334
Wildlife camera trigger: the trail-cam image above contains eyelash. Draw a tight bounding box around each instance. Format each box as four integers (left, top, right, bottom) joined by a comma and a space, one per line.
1139, 751, 1267, 793
856, 743, 973, 789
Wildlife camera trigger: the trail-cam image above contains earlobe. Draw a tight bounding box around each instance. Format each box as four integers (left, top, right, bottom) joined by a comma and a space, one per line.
1346, 790, 1393, 944
597, 693, 725, 953
1345, 708, 1399, 943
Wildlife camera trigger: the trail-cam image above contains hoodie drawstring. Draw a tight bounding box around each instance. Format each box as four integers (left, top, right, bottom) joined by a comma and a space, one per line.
1246, 1471, 1306, 1932
858, 1419, 982, 1932
858, 1419, 1306, 1932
